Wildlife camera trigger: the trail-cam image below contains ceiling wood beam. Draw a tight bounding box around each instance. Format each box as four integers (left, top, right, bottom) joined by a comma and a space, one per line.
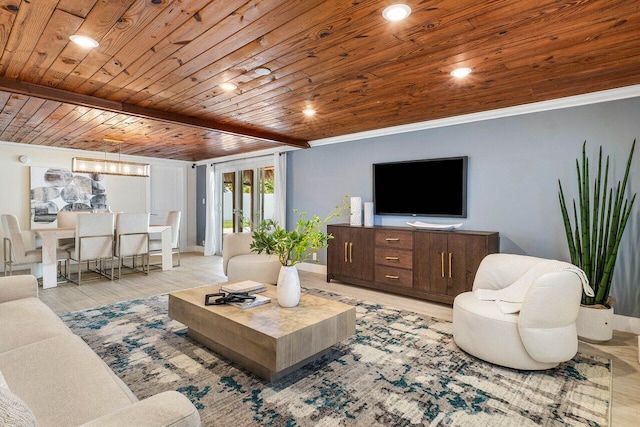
0, 77, 309, 149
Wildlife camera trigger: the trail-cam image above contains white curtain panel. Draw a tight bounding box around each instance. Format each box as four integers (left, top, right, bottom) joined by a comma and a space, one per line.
204, 163, 219, 256
273, 152, 287, 228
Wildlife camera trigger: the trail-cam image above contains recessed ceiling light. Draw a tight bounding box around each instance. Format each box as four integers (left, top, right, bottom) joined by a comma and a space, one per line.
382, 4, 412, 21
254, 67, 271, 76
302, 108, 316, 117
451, 67, 472, 78
69, 34, 99, 48
220, 82, 237, 91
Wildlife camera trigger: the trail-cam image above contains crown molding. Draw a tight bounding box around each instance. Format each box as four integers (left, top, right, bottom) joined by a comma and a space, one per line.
310, 85, 640, 147
0, 139, 187, 167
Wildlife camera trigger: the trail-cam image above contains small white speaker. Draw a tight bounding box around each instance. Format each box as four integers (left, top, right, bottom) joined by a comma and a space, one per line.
350, 197, 362, 226
364, 202, 374, 227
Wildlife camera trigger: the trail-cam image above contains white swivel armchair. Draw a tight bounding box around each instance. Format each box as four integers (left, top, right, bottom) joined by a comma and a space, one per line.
453, 253, 587, 370
222, 233, 281, 285
2, 214, 69, 277
69, 213, 115, 284
115, 213, 150, 279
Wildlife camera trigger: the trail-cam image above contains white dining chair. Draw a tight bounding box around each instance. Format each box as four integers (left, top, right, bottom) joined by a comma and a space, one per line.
114, 213, 150, 279
56, 211, 90, 249
1, 214, 69, 278
149, 210, 181, 267
69, 213, 115, 285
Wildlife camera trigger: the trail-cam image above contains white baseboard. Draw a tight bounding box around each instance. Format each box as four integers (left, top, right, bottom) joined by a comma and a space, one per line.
296, 262, 327, 275
296, 263, 640, 334
613, 314, 640, 335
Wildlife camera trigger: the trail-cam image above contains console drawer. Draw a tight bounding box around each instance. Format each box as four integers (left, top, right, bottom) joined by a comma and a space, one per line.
375, 248, 413, 269
375, 230, 413, 249
375, 266, 413, 287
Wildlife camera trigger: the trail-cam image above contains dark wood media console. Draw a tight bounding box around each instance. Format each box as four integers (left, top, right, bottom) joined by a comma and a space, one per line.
327, 224, 499, 304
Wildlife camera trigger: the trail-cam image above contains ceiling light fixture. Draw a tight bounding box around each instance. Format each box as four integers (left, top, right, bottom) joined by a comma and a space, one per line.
220, 82, 237, 91
254, 67, 272, 76
69, 34, 99, 48
382, 4, 412, 21
72, 139, 150, 177
302, 108, 316, 117
451, 67, 472, 78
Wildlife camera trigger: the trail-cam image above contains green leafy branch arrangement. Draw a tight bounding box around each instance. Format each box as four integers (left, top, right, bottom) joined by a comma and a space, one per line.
558, 140, 636, 306
250, 197, 350, 266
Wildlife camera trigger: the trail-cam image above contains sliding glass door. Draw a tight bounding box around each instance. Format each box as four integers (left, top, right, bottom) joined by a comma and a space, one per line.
221, 163, 275, 237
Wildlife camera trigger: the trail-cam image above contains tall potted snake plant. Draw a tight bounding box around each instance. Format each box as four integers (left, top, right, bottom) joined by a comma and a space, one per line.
558, 139, 636, 341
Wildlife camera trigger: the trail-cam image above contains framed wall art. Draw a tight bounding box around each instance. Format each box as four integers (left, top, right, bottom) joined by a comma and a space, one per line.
30, 167, 108, 228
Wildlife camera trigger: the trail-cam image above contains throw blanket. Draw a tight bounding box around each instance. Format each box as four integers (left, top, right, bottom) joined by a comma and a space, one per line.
474, 260, 594, 314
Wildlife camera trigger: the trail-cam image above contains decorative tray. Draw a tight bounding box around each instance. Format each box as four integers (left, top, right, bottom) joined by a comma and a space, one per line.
406, 221, 463, 231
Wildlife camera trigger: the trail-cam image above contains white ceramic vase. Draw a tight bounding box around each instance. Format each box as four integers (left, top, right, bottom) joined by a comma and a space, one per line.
364, 202, 374, 227
350, 197, 362, 226
277, 266, 300, 307
576, 304, 614, 342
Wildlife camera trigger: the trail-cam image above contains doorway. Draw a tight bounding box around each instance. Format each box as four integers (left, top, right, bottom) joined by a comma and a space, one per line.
222, 166, 275, 236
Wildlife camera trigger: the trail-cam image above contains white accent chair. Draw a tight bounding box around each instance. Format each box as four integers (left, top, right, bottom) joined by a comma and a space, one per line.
150, 211, 181, 267
115, 213, 150, 279
222, 233, 281, 285
453, 253, 584, 370
1, 214, 69, 278
68, 213, 115, 284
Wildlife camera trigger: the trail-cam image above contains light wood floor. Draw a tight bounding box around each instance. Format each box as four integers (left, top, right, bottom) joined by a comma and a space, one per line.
28, 252, 638, 426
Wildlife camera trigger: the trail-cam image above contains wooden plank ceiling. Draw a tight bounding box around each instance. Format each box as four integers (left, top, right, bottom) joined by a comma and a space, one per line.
0, 0, 639, 161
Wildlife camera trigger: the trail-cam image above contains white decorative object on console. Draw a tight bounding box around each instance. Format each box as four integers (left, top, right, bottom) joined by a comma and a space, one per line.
406, 221, 463, 231
350, 197, 362, 226
364, 202, 374, 227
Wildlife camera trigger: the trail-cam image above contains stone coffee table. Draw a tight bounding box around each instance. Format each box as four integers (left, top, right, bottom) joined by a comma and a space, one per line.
168, 283, 356, 381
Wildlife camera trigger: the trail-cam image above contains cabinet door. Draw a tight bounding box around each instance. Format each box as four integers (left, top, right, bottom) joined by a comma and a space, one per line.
348, 228, 374, 281
327, 226, 373, 281
428, 233, 450, 295
452, 234, 489, 296
327, 226, 350, 278
414, 232, 473, 297
414, 232, 450, 295
446, 234, 468, 297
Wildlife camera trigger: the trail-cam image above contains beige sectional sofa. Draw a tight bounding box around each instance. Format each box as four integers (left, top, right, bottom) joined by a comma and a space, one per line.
0, 275, 201, 427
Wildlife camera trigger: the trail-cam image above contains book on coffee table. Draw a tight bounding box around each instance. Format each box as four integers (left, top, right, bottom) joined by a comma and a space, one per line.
229, 294, 271, 309
221, 280, 267, 294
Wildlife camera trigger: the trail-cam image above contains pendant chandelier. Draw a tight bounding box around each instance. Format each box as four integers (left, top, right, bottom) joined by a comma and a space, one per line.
72, 138, 150, 177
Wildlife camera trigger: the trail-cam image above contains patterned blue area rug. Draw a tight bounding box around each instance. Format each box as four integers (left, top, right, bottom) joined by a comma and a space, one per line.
60, 289, 611, 426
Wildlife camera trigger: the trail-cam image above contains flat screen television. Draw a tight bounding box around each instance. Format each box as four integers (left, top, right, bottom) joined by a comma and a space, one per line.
373, 156, 468, 217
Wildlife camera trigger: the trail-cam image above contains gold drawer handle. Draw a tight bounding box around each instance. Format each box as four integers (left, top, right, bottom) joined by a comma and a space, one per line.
385, 238, 400, 241
385, 256, 399, 260
449, 252, 453, 278
440, 252, 445, 277
344, 242, 348, 263
385, 275, 399, 279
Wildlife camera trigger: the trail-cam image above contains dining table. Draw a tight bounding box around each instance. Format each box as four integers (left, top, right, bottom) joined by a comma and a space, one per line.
35, 225, 173, 289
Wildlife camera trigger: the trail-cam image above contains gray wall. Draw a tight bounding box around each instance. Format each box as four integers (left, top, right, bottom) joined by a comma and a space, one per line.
196, 165, 207, 246
287, 97, 640, 318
